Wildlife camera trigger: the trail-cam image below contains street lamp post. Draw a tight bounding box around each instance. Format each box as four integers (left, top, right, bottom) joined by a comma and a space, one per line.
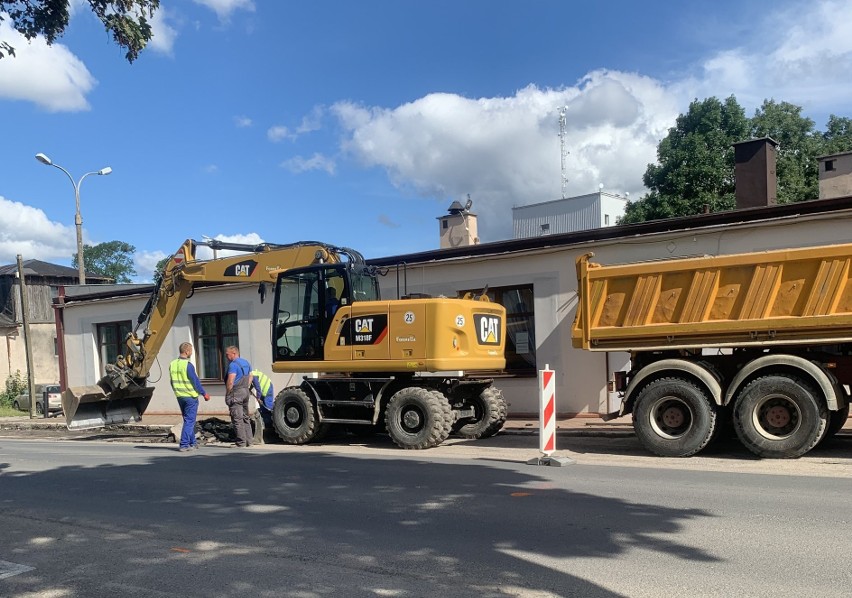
35, 153, 112, 285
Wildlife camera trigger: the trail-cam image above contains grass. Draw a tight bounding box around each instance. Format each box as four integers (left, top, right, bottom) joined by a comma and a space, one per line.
0, 404, 25, 417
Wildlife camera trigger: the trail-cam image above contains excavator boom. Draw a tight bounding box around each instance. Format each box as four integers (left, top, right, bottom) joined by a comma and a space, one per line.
63, 238, 359, 429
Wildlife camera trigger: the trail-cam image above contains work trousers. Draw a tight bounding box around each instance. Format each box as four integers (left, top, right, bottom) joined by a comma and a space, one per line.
176, 396, 199, 448
226, 378, 252, 447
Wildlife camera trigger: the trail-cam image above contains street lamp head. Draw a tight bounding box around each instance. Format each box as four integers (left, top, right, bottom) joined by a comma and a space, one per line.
98, 166, 113, 176
35, 153, 52, 166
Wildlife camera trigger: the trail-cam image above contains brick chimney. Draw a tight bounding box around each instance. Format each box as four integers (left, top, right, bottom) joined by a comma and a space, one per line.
438, 198, 478, 249
733, 137, 778, 209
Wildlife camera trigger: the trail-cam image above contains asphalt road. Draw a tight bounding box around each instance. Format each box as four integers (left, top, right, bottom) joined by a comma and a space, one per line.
1, 434, 852, 597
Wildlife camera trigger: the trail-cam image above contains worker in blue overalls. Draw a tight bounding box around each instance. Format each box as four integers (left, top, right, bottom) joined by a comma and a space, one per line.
251, 369, 274, 429
170, 342, 210, 451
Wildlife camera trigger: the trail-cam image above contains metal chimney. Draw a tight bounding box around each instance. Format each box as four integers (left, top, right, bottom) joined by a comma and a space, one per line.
733, 137, 778, 209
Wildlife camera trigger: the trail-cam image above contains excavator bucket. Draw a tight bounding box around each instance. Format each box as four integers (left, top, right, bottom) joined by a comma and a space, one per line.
62, 385, 155, 430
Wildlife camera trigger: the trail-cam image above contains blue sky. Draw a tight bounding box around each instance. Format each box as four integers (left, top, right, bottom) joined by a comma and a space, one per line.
1, 0, 851, 281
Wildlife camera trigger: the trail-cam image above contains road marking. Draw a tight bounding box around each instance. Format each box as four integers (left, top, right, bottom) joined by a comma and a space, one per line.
0, 560, 35, 580
510, 492, 532, 497
170, 547, 191, 553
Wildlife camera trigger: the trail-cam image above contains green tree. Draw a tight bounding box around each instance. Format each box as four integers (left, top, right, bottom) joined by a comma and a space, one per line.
1, 370, 27, 407
0, 0, 159, 62
822, 115, 852, 155
152, 255, 170, 283
749, 99, 820, 203
621, 96, 749, 224
72, 240, 137, 283
623, 96, 852, 224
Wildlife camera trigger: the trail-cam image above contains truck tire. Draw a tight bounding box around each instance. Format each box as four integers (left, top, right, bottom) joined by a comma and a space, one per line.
385, 387, 452, 449
822, 404, 850, 443
454, 387, 508, 439
273, 387, 328, 444
632, 377, 717, 457
733, 375, 827, 458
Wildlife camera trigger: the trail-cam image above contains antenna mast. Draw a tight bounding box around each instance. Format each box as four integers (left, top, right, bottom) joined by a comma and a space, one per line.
558, 106, 569, 199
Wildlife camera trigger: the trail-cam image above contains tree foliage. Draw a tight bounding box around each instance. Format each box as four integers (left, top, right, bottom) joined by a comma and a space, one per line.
1, 370, 27, 407
0, 0, 159, 62
622, 96, 852, 224
72, 240, 137, 283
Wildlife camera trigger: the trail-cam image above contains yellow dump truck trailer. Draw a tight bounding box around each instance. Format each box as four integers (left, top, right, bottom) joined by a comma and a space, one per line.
572, 243, 852, 458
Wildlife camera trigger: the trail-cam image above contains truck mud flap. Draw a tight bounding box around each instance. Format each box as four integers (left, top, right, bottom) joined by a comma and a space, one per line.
62, 385, 155, 430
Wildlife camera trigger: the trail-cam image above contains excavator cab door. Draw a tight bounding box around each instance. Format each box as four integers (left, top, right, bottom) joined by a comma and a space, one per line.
273, 266, 349, 361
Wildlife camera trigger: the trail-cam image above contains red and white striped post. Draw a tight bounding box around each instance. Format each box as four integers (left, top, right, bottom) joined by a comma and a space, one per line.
528, 364, 574, 466
539, 364, 556, 456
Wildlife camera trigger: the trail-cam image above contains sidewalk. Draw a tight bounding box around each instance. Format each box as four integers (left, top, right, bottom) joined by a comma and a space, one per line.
0, 413, 636, 437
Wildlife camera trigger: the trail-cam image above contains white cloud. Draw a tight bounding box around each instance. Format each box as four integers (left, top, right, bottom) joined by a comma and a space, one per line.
296, 106, 324, 134
332, 71, 677, 241
134, 249, 168, 282
280, 153, 336, 175
193, 0, 255, 20
684, 0, 852, 113
0, 196, 77, 264
194, 232, 265, 260
267, 125, 293, 142
0, 18, 95, 112
147, 7, 178, 55
235, 115, 253, 127
331, 0, 852, 241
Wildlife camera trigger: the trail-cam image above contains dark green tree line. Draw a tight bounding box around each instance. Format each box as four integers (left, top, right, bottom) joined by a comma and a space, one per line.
622, 96, 852, 224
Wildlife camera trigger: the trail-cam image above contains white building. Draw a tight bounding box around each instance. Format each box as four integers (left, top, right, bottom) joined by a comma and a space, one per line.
56, 195, 852, 418
512, 191, 628, 239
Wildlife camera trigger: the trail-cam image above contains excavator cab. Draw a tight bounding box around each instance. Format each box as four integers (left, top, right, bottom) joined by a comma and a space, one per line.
273, 263, 379, 361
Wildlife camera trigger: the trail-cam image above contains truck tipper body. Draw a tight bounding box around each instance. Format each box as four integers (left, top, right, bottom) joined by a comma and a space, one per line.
572, 243, 852, 458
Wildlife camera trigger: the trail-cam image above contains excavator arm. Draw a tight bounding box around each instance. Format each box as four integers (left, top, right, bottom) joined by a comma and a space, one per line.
63, 238, 361, 429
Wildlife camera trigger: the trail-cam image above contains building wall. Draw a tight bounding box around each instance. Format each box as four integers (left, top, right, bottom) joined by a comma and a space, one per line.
61, 285, 306, 416
0, 324, 59, 384
60, 209, 852, 418
819, 153, 852, 199
512, 192, 627, 238
600, 194, 628, 226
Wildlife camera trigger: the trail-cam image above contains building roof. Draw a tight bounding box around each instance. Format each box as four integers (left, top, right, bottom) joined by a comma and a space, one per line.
817, 150, 852, 161
0, 259, 112, 282
54, 193, 852, 303
370, 194, 852, 267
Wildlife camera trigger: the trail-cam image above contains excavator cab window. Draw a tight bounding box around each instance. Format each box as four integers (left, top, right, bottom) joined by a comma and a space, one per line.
273, 265, 352, 361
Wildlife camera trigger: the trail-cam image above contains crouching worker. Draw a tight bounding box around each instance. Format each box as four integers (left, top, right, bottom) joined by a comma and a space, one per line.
251, 369, 275, 429
170, 342, 210, 452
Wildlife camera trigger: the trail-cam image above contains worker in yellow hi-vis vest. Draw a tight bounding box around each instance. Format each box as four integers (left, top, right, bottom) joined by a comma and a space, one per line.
169, 342, 209, 452
251, 369, 274, 428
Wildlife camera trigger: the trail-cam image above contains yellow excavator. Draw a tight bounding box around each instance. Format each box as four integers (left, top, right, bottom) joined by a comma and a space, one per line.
63, 238, 507, 449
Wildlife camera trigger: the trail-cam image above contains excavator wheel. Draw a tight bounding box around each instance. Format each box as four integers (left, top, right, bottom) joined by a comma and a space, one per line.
385, 387, 452, 449
273, 387, 328, 444
453, 387, 508, 439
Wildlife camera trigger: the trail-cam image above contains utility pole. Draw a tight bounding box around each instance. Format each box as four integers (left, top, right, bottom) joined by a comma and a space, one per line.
17, 255, 36, 419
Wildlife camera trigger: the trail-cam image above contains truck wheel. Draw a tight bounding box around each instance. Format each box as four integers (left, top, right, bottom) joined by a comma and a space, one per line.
273, 388, 328, 444
822, 404, 850, 443
632, 377, 716, 457
454, 387, 508, 439
733, 375, 827, 458
385, 387, 452, 449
